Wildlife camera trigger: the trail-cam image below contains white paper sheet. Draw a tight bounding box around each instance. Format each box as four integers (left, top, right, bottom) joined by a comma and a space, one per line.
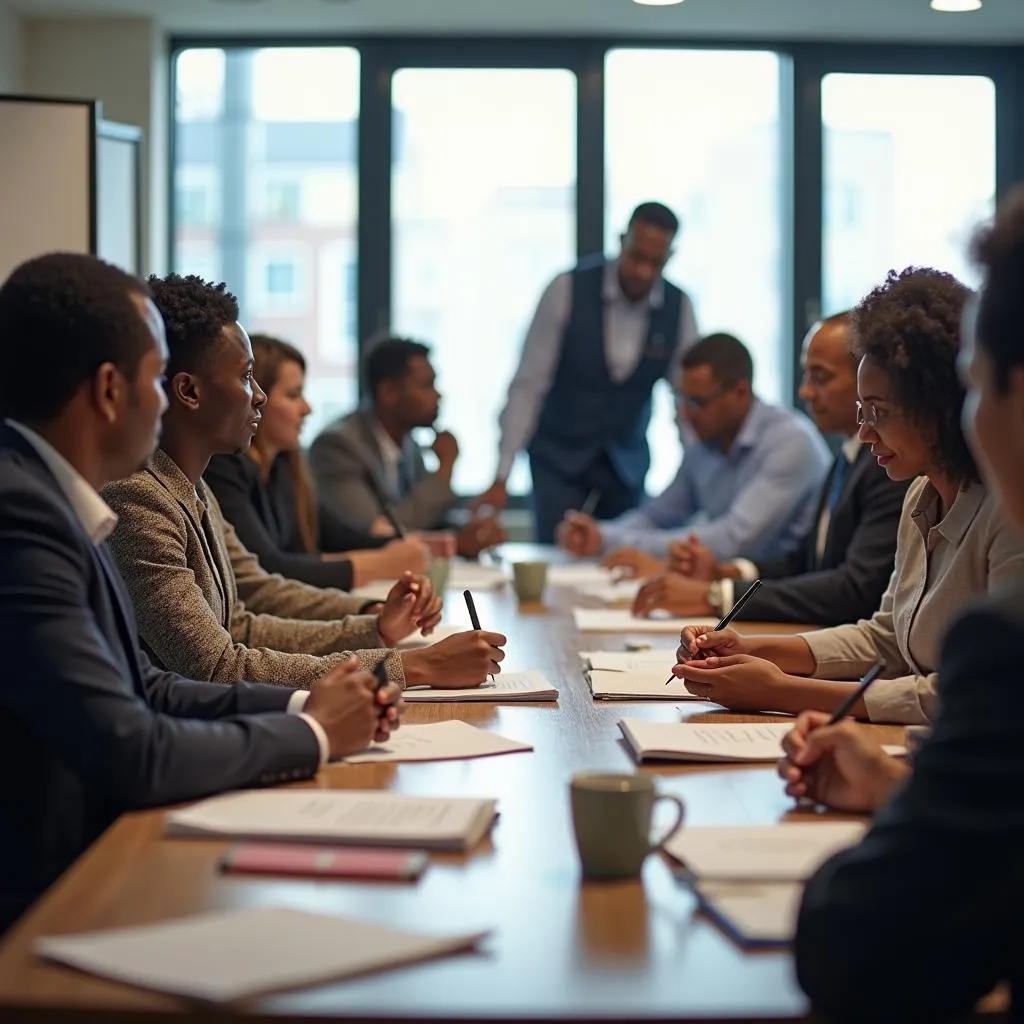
574, 609, 718, 633
574, 581, 642, 604
588, 669, 700, 701
396, 623, 462, 648
545, 563, 616, 587
36, 907, 489, 1002
404, 670, 557, 702
666, 822, 867, 882
619, 719, 794, 762
447, 560, 508, 590
165, 790, 497, 851
694, 882, 803, 945
581, 650, 678, 673
349, 580, 397, 603
344, 720, 532, 764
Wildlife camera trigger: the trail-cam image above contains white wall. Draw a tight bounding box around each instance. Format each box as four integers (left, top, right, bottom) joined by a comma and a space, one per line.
21, 15, 167, 273
0, 1, 23, 93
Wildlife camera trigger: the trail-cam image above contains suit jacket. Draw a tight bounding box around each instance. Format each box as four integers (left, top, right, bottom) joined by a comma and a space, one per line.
309, 408, 456, 532
0, 425, 320, 930
733, 445, 911, 625
796, 579, 1024, 1022
103, 450, 404, 688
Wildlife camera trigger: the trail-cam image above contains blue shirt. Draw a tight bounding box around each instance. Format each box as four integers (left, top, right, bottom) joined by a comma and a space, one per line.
599, 399, 831, 561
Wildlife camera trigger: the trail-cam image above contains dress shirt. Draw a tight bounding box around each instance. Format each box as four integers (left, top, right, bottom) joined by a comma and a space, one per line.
598, 400, 831, 561
496, 258, 699, 480
802, 476, 1024, 725
371, 418, 404, 495
5, 420, 330, 765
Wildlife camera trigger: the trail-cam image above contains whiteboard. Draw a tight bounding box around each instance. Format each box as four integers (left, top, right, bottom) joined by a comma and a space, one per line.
98, 122, 141, 274
0, 96, 96, 283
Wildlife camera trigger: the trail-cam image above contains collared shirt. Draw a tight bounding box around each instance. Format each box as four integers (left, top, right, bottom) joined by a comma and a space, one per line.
496, 258, 699, 479
4, 419, 117, 545
370, 418, 404, 495
815, 436, 862, 563
802, 476, 1024, 725
598, 399, 831, 561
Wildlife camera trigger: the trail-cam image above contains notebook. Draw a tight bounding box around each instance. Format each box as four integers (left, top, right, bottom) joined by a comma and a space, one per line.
403, 670, 557, 702
588, 669, 700, 701
343, 720, 532, 764
36, 907, 489, 1003
580, 650, 678, 674
546, 564, 617, 587
692, 882, 803, 947
619, 719, 795, 762
665, 822, 867, 882
165, 790, 497, 851
574, 609, 718, 634
396, 623, 462, 648
574, 581, 643, 605
447, 560, 508, 591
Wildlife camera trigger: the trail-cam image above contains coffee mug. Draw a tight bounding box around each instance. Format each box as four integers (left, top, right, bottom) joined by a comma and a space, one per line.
570, 772, 685, 880
512, 561, 548, 603
426, 557, 451, 594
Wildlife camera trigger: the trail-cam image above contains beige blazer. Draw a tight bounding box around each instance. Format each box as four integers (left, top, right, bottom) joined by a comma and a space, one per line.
103, 450, 403, 689
803, 476, 1024, 724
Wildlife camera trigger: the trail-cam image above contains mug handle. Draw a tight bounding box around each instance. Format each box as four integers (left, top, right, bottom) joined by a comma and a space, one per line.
648, 795, 685, 853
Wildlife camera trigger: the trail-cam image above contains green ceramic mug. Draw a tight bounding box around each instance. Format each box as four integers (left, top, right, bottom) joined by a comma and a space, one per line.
570, 772, 685, 880
512, 561, 548, 602
426, 556, 451, 594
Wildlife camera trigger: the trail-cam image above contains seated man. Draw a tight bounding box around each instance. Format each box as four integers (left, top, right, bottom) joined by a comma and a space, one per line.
104, 274, 504, 692
558, 333, 830, 580
633, 313, 910, 624
0, 253, 402, 931
309, 336, 506, 558
780, 189, 1024, 1022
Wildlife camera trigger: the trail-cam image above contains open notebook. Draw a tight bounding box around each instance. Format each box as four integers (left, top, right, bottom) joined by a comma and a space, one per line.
574, 609, 718, 634
36, 907, 489, 1002
588, 669, 699, 701
342, 721, 532, 764
403, 670, 557, 702
165, 790, 498, 851
580, 650, 678, 674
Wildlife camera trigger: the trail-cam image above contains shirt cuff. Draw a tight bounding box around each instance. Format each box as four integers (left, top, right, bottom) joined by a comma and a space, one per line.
730, 558, 760, 582
285, 692, 330, 767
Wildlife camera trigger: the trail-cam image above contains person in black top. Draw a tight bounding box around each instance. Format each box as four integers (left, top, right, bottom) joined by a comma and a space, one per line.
780, 188, 1024, 1021
205, 334, 430, 591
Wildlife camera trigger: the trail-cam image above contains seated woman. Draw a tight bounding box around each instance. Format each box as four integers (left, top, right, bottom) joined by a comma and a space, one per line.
672, 266, 1024, 726
204, 334, 430, 591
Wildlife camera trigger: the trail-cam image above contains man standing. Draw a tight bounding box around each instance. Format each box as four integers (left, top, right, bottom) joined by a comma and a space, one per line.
474, 202, 699, 543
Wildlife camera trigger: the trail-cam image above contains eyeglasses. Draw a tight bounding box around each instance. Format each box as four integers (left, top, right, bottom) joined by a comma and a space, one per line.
855, 400, 891, 429
675, 386, 726, 411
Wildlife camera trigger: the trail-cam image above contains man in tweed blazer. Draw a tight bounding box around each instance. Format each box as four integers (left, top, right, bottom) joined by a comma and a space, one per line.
105, 274, 505, 692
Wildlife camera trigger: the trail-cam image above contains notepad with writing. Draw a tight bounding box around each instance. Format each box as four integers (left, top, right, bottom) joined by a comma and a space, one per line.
589, 670, 700, 701
36, 907, 489, 1003
165, 790, 497, 851
619, 719, 794, 762
581, 650, 678, 673
403, 670, 557, 702
343, 720, 532, 764
665, 822, 867, 882
574, 609, 718, 633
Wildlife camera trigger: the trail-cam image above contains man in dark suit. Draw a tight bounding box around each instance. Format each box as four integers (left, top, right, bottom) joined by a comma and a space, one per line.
0, 253, 402, 932
309, 336, 506, 558
633, 312, 910, 625
780, 188, 1024, 1021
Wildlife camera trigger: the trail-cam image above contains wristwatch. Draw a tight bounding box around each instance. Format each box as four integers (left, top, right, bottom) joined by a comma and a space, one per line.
706, 580, 724, 616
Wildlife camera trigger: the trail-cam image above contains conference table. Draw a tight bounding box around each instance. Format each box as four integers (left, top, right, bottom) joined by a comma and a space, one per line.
0, 547, 962, 1022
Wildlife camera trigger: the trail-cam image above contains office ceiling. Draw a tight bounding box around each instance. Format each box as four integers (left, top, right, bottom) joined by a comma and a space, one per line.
10, 0, 1024, 43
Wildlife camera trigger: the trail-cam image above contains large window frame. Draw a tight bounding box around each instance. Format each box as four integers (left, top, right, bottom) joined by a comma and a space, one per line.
170, 36, 1024, 499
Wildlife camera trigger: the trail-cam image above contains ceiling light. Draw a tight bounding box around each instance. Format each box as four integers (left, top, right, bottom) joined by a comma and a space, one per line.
632, 0, 686, 6
930, 0, 982, 11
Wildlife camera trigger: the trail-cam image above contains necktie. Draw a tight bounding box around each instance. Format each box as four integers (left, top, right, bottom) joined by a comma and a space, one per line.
825, 453, 850, 514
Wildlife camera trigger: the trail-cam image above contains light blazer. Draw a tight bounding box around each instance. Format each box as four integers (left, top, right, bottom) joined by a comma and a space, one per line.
0, 425, 319, 930
309, 407, 456, 531
103, 450, 404, 689
733, 445, 911, 625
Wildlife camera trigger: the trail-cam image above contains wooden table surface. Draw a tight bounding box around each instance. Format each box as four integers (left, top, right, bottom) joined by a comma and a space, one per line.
0, 552, 908, 1022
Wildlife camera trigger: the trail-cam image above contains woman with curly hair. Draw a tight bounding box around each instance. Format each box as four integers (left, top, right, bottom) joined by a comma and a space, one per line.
671, 266, 1024, 725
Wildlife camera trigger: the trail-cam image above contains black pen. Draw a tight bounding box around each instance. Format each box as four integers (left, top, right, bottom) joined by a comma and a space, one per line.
372, 661, 391, 719
665, 578, 764, 684
580, 489, 602, 518
828, 659, 886, 722
463, 589, 495, 683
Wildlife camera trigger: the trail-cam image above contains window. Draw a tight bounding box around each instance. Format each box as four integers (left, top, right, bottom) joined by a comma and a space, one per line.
605, 49, 787, 494
391, 67, 577, 497
822, 73, 996, 315
173, 46, 360, 445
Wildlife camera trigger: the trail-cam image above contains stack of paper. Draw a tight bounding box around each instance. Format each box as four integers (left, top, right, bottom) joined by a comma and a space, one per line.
404, 670, 557, 702
664, 822, 867, 947
36, 907, 489, 1002
574, 609, 718, 634
343, 721, 532, 764
166, 790, 498, 851
581, 650, 678, 674
574, 581, 643, 605
447, 560, 508, 591
546, 563, 616, 587
589, 669, 698, 701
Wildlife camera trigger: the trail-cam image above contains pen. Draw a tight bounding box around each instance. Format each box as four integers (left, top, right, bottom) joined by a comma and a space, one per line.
665, 578, 764, 684
372, 661, 391, 719
828, 659, 886, 723
463, 589, 495, 683
580, 489, 602, 518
